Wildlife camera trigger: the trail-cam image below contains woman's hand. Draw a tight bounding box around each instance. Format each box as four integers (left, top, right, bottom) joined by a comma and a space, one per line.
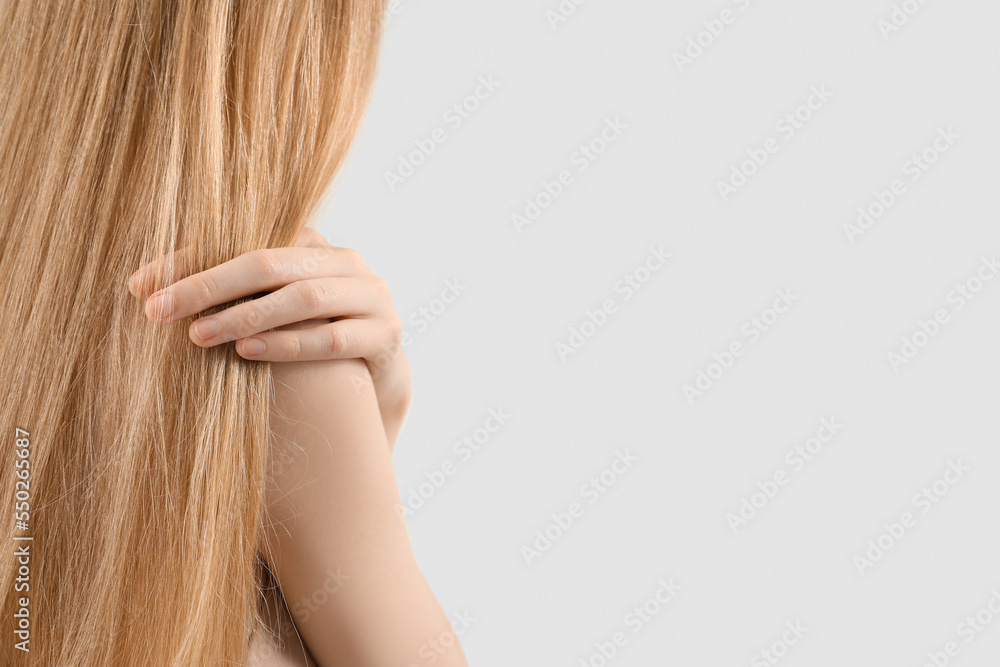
128, 228, 412, 449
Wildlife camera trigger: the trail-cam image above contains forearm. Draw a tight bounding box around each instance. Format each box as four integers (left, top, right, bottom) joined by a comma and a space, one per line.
262, 358, 466, 667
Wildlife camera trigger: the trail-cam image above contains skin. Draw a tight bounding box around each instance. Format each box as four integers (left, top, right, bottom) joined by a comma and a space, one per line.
129, 229, 468, 667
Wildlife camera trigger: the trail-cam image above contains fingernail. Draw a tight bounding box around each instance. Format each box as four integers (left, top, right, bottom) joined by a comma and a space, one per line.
241, 338, 266, 356
145, 293, 175, 322
194, 318, 221, 340
127, 273, 140, 296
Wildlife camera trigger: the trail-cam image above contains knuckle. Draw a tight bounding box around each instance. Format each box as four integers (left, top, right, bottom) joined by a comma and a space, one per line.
252, 249, 282, 280
387, 317, 402, 342
238, 307, 263, 335
296, 280, 327, 310
191, 274, 217, 303
286, 335, 303, 360
327, 327, 349, 356
341, 247, 364, 269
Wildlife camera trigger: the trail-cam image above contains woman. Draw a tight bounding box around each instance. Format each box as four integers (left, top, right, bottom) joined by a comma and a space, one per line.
0, 1, 468, 665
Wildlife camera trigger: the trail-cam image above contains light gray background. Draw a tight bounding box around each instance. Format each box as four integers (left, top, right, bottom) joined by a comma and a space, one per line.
316, 1, 1000, 665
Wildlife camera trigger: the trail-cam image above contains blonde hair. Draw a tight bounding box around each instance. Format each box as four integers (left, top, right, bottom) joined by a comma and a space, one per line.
0, 1, 382, 663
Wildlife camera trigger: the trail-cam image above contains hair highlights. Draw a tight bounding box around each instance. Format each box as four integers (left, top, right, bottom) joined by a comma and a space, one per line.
0, 1, 382, 663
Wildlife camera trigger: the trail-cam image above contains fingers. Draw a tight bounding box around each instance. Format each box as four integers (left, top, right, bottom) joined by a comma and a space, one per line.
128, 248, 192, 299
142, 245, 363, 324
130, 229, 398, 365
234, 318, 403, 363
188, 277, 377, 347
130, 228, 329, 299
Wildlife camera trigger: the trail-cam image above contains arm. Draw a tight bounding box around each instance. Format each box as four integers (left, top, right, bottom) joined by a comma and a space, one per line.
261, 357, 467, 667
368, 344, 412, 452
128, 231, 444, 663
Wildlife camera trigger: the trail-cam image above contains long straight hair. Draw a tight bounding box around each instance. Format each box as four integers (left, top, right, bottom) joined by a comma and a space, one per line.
0, 1, 382, 663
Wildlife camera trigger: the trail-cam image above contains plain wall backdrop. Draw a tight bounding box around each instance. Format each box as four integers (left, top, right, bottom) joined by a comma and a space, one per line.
315, 1, 1000, 665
